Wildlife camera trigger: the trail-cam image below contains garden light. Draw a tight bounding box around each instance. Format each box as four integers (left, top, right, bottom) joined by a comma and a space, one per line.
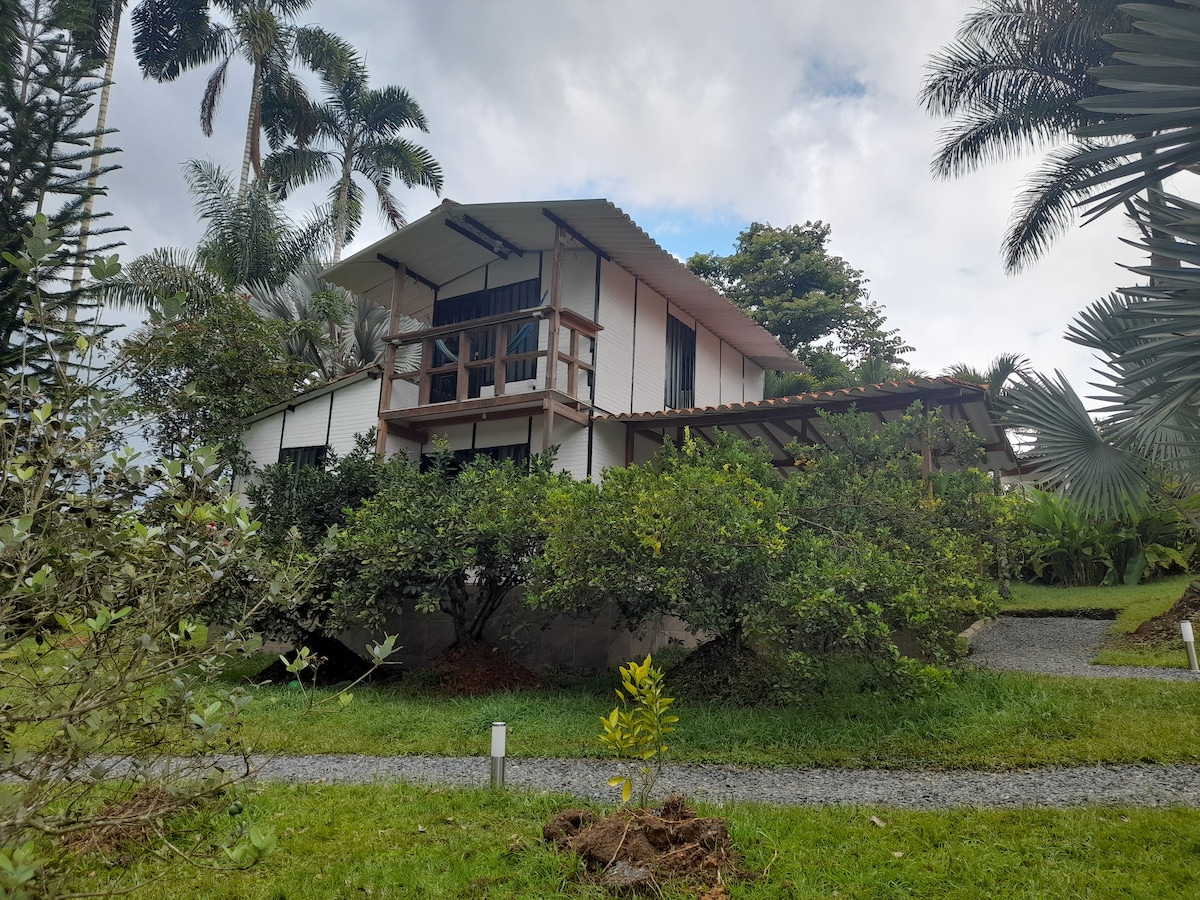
1182, 622, 1199, 673
491, 722, 507, 788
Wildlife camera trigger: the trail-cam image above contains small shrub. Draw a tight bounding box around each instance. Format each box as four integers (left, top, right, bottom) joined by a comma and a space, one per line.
598, 656, 678, 806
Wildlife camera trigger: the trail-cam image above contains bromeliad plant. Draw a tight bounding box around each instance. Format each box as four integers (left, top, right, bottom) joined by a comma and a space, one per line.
599, 655, 679, 807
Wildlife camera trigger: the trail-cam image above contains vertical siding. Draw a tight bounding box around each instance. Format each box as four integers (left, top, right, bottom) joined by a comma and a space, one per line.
383, 432, 421, 459
593, 260, 635, 415
549, 417, 590, 480
694, 326, 721, 408
744, 361, 765, 401
631, 284, 667, 413
326, 378, 382, 456
485, 253, 541, 291
280, 396, 330, 448
241, 414, 285, 471
720, 342, 745, 405
429, 423, 474, 453
559, 250, 596, 318
475, 417, 531, 449
591, 419, 627, 478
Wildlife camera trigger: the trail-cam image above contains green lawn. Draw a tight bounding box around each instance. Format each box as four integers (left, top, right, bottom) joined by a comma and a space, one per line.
1003, 575, 1195, 669
231, 669, 1200, 769
102, 783, 1200, 899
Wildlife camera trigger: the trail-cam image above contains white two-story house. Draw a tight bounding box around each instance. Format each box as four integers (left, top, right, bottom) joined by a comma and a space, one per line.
241, 198, 1014, 479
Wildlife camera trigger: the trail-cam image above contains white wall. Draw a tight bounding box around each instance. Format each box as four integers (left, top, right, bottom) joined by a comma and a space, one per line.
559, 249, 597, 319
631, 285, 668, 413
242, 415, 284, 471
695, 325, 721, 408
593, 260, 636, 415
592, 419, 627, 477
720, 342, 745, 405
280, 394, 331, 449
744, 361, 765, 401
327, 378, 382, 455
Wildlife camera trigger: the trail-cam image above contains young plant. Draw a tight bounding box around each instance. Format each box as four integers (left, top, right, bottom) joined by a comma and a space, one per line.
598, 655, 679, 807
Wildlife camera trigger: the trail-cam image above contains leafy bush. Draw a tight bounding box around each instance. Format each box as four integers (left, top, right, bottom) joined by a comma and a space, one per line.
326, 445, 569, 647
0, 225, 276, 894
1018, 488, 1194, 587
599, 656, 678, 806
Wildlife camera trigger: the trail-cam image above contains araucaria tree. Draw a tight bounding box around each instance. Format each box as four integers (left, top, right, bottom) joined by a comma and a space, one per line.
0, 0, 119, 376
265, 55, 443, 262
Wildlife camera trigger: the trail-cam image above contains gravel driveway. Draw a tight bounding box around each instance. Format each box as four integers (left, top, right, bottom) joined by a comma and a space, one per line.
968, 615, 1200, 682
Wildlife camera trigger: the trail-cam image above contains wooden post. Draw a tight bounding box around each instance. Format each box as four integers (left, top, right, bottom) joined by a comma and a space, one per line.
494, 322, 507, 396
545, 226, 565, 391
542, 399, 556, 453
377, 266, 407, 454
567, 327, 580, 399
456, 330, 470, 402
418, 338, 433, 405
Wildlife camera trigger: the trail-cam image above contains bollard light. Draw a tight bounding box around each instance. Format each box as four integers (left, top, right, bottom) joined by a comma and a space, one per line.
1182, 622, 1199, 673
490, 722, 507, 788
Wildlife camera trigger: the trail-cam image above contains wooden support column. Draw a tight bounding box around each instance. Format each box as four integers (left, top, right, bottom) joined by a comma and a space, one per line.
542, 397, 556, 452
545, 226, 565, 392
567, 328, 580, 399
456, 330, 470, 402
494, 322, 507, 396
377, 265, 407, 454
625, 423, 635, 465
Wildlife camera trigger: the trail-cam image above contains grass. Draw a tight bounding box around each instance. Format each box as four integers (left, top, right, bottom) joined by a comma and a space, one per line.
101, 782, 1200, 899
227, 667, 1200, 770
1003, 575, 1195, 669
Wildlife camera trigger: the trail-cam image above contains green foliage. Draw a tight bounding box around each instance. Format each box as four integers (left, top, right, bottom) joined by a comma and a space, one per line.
248, 433, 385, 550
327, 445, 569, 647
0, 2, 120, 376
532, 430, 786, 642
122, 291, 308, 471
766, 405, 1002, 675
1018, 489, 1194, 587
687, 221, 910, 384
599, 655, 678, 806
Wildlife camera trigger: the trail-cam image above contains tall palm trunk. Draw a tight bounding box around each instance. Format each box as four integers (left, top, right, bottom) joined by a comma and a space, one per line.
238, 63, 264, 194
69, 0, 122, 304
331, 158, 352, 263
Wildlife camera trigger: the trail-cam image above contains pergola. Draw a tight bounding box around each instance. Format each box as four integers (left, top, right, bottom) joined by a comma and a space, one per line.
598, 376, 1019, 474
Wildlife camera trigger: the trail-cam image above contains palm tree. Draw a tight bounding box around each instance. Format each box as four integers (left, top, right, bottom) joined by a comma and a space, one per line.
943, 353, 1031, 401
920, 0, 1174, 273
132, 0, 353, 193
106, 159, 330, 309
264, 60, 442, 262
246, 260, 421, 380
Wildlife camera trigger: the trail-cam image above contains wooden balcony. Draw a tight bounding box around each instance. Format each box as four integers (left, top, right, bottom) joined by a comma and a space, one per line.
379, 307, 601, 436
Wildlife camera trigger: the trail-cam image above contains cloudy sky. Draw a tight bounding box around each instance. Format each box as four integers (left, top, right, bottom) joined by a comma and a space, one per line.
97, 0, 1153, 396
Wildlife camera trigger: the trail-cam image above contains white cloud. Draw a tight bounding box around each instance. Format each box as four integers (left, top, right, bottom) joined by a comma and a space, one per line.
96, 0, 1149, 398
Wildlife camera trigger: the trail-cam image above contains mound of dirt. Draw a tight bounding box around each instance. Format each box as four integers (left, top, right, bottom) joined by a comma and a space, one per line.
544, 795, 742, 893
1133, 579, 1200, 643
430, 643, 543, 696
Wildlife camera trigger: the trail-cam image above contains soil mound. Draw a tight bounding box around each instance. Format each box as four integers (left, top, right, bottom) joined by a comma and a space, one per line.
430, 643, 543, 696
544, 795, 742, 892
1133, 579, 1200, 643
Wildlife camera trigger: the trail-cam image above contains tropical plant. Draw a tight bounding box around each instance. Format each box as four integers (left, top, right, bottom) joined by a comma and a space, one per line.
920, 0, 1176, 272
247, 260, 420, 380
107, 159, 331, 310
944, 352, 1031, 399
132, 0, 355, 193
265, 56, 442, 262
599, 656, 678, 807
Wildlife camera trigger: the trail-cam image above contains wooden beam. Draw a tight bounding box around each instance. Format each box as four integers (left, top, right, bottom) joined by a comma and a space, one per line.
542, 208, 611, 261
376, 253, 437, 292
377, 264, 407, 454
456, 330, 470, 402
545, 226, 565, 392
463, 214, 525, 256
445, 218, 508, 259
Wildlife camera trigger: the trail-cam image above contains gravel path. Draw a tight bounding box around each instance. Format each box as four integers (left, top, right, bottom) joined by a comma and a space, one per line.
245, 755, 1200, 809
968, 616, 1200, 682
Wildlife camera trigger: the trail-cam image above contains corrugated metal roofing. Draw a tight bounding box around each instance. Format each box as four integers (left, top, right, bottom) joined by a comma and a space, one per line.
322, 199, 804, 372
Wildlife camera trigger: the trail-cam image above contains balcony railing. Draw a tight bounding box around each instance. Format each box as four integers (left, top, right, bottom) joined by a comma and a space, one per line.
384, 307, 600, 412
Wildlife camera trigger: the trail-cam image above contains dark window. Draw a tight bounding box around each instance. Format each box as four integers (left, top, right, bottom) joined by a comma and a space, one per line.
430, 278, 543, 402
665, 313, 696, 409
278, 445, 327, 471
420, 442, 531, 474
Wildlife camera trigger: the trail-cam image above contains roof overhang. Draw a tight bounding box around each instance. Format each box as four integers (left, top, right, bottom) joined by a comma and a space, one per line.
323, 199, 803, 372
598, 376, 1019, 473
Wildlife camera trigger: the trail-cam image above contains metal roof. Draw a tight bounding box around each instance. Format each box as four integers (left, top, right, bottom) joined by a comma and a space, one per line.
600, 376, 1018, 473
322, 199, 804, 372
